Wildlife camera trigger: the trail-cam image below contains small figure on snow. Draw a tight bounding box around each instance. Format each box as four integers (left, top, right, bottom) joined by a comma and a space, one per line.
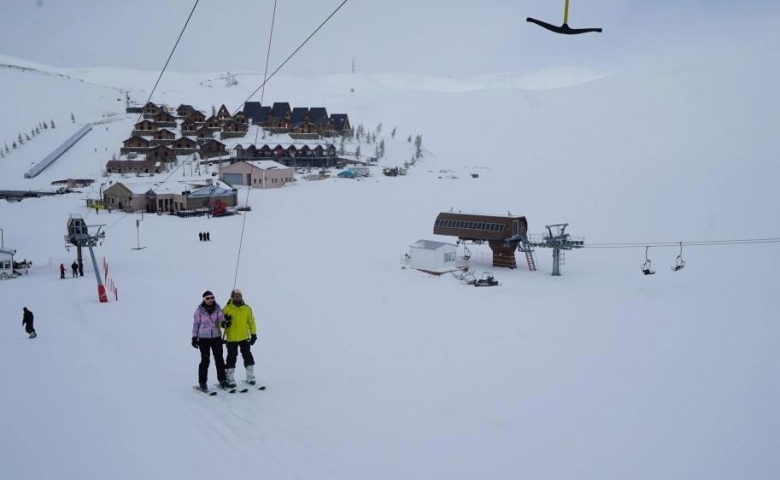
191, 290, 229, 392
22, 307, 37, 339
71, 261, 78, 278
59, 263, 66, 279
199, 232, 204, 242
221, 289, 258, 387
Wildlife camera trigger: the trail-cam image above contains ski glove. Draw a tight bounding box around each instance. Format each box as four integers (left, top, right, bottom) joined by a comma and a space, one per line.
250, 334, 257, 345
191, 337, 198, 349
220, 319, 231, 329
224, 313, 232, 321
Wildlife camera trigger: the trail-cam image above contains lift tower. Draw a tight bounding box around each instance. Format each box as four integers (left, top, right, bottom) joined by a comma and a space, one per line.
65, 214, 108, 302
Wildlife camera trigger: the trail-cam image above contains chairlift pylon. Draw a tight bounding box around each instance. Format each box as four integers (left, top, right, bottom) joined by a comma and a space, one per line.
671, 242, 685, 272
641, 246, 656, 275
527, 0, 603, 35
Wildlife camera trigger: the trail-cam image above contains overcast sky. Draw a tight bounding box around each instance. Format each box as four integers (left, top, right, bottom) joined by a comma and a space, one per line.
1, 0, 778, 76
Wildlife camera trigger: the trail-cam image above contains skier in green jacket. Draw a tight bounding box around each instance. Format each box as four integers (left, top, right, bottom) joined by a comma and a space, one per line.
221, 289, 257, 387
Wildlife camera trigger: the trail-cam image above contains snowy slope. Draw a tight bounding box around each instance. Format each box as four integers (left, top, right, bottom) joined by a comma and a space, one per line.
1, 35, 780, 480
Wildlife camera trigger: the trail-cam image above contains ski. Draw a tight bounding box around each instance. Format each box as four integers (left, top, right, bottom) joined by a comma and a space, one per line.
193, 386, 217, 396
244, 380, 267, 390
215, 384, 249, 393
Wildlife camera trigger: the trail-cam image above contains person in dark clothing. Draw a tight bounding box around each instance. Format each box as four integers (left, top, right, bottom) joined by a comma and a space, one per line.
59, 263, 66, 279
71, 261, 78, 278
199, 232, 204, 241
205, 231, 210, 241
191, 290, 229, 391
22, 307, 37, 339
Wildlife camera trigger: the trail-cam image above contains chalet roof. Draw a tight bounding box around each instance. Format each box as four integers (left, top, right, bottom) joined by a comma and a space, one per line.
411, 240, 456, 250
309, 107, 329, 124
178, 104, 196, 113
189, 180, 235, 198
111, 181, 180, 195
201, 139, 226, 147
271, 102, 291, 116
124, 135, 150, 144
289, 108, 309, 128
330, 114, 350, 131
243, 160, 291, 170
243, 102, 265, 122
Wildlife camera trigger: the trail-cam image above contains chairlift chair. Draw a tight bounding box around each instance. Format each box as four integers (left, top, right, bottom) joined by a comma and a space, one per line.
641, 246, 656, 275
527, 0, 603, 35
671, 242, 685, 272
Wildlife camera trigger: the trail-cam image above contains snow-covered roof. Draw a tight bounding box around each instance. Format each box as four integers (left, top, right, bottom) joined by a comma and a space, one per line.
243, 160, 292, 171
189, 182, 235, 198
411, 239, 456, 250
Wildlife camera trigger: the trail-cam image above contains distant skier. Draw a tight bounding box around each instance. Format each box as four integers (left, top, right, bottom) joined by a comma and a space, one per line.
71, 261, 78, 278
59, 263, 66, 279
191, 290, 229, 392
221, 289, 257, 387
22, 307, 37, 339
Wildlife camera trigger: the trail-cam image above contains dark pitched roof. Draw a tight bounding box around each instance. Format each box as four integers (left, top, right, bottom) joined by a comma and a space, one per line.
289, 108, 309, 128
330, 114, 350, 131
309, 107, 329, 124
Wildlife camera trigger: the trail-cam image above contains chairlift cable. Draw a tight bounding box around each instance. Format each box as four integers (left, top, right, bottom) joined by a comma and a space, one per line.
135, 0, 201, 125
233, 0, 350, 115
231, 0, 281, 291
583, 237, 780, 249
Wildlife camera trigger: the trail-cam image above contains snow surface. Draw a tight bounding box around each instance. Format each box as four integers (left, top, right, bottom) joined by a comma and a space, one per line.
1, 31, 780, 480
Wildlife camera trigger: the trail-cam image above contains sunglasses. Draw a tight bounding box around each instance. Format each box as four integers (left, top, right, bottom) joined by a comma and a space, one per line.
204, 296, 215, 301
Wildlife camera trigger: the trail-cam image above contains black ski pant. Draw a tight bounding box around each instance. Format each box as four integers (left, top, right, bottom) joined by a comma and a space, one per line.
197, 338, 226, 385
225, 340, 255, 369
24, 320, 35, 334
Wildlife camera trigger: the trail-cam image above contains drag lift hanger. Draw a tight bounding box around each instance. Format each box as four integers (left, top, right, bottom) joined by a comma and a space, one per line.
527, 0, 603, 35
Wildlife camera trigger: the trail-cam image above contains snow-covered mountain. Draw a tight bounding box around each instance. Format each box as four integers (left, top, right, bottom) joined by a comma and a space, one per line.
1, 31, 779, 480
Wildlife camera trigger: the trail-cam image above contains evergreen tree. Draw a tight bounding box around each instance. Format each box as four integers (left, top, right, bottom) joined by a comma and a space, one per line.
70, 112, 75, 123
355, 144, 361, 159
391, 126, 396, 139
18, 133, 23, 144
376, 123, 383, 135
43, 122, 48, 129
51, 120, 55, 128
12, 141, 17, 149
414, 134, 423, 160
379, 139, 386, 159
338, 136, 346, 156
25, 134, 31, 141
211, 105, 216, 116
4, 143, 9, 153
407, 135, 412, 143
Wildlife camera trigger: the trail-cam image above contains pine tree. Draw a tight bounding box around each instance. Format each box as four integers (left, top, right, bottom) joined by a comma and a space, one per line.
391, 126, 396, 139
43, 122, 48, 130
211, 105, 216, 116
70, 112, 75, 123
376, 123, 383, 135
414, 134, 423, 160
338, 136, 346, 156
355, 145, 361, 159
12, 141, 17, 149
379, 139, 386, 159
407, 135, 412, 143
25, 134, 31, 141
51, 120, 55, 129
4, 143, 9, 153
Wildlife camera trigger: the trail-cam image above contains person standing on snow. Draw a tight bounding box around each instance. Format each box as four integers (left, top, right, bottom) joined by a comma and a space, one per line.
22, 307, 37, 339
221, 289, 258, 386
191, 290, 229, 391
59, 263, 66, 279
71, 261, 78, 278
221, 289, 258, 387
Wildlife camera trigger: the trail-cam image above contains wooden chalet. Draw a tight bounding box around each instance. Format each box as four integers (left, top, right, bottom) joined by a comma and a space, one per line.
199, 139, 227, 158
243, 102, 271, 125
205, 115, 221, 130
433, 212, 529, 269
147, 145, 175, 162
132, 119, 157, 137
181, 120, 198, 134
142, 102, 163, 118
266, 102, 291, 131
121, 136, 151, 154
232, 111, 248, 125
176, 104, 197, 118
309, 108, 331, 134
153, 111, 177, 128
187, 110, 206, 123
150, 128, 176, 147
220, 119, 248, 139
194, 126, 214, 142
171, 136, 198, 154
216, 104, 232, 121
329, 114, 352, 136
105, 160, 161, 174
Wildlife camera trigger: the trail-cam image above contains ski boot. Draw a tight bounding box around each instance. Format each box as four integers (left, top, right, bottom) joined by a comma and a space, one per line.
197, 383, 209, 392
245, 365, 256, 385
225, 368, 237, 388
28, 332, 37, 339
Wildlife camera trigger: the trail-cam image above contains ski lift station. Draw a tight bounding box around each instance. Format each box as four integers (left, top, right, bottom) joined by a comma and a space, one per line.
0, 247, 16, 279
408, 240, 458, 274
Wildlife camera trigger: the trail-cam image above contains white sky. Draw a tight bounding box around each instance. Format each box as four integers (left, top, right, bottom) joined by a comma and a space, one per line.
1, 8, 780, 480
1, 0, 778, 76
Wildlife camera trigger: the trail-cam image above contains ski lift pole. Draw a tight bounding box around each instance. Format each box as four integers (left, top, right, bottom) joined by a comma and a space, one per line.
87, 243, 108, 303
563, 0, 570, 24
